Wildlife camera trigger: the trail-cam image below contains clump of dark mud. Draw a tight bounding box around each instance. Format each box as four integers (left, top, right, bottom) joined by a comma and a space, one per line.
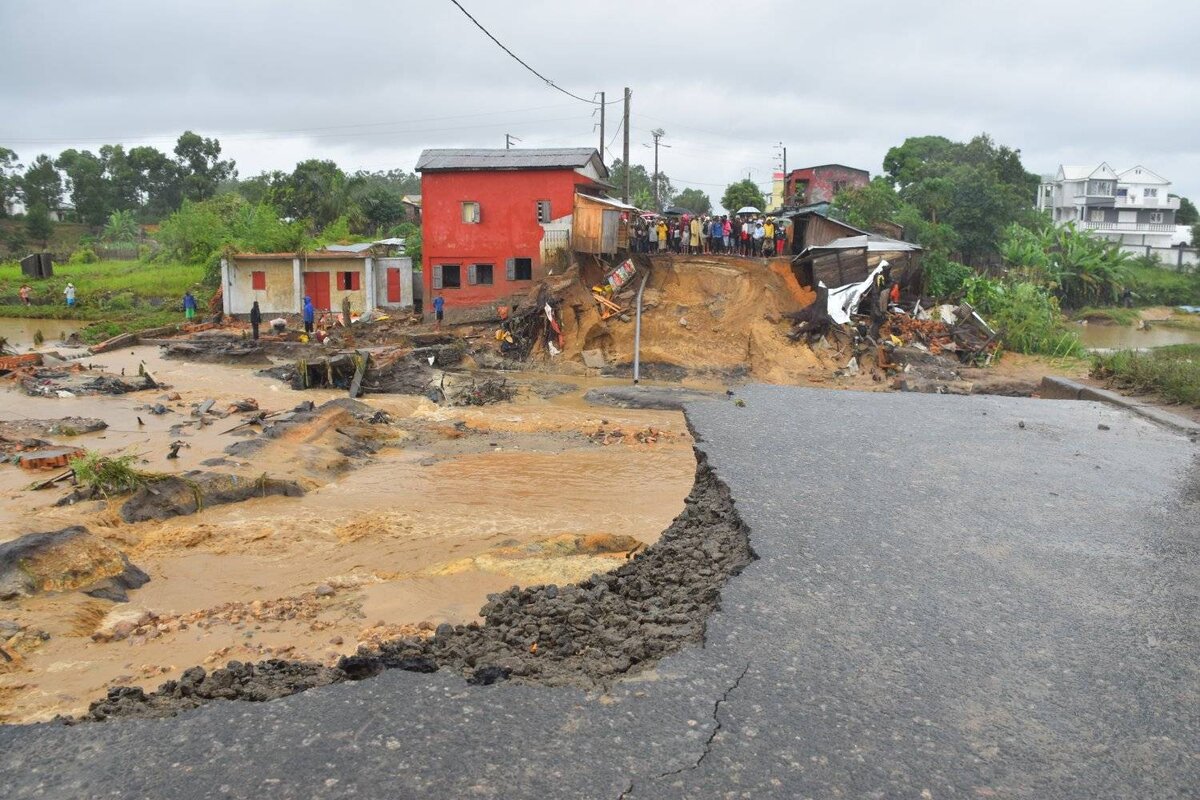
119, 472, 306, 523
74, 450, 754, 723
0, 526, 149, 603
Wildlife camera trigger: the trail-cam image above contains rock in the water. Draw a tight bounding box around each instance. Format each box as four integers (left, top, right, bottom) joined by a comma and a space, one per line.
0, 526, 149, 602
120, 472, 305, 523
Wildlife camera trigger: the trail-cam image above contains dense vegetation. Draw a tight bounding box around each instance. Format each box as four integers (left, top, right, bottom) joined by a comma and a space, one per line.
832, 132, 1200, 356
1092, 344, 1200, 407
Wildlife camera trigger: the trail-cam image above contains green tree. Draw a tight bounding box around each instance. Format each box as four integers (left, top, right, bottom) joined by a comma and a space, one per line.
1192, 222, 1200, 249
1176, 196, 1198, 226
672, 187, 712, 215
127, 145, 181, 218
0, 147, 21, 217
831, 177, 901, 230
608, 159, 672, 209
56, 149, 110, 226
720, 179, 765, 213
102, 209, 139, 244
353, 182, 407, 233
25, 202, 52, 247
173, 131, 236, 202
273, 159, 364, 231
20, 154, 63, 210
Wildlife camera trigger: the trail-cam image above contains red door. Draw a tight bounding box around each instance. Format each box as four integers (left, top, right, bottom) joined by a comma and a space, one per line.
386, 268, 401, 303
303, 272, 331, 310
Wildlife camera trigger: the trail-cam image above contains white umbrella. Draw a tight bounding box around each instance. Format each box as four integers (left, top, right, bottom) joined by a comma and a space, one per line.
736, 206, 761, 214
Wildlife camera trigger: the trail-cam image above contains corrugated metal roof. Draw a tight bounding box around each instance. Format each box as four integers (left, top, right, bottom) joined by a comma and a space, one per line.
577, 193, 640, 211
803, 234, 922, 254
322, 242, 375, 253
416, 148, 600, 172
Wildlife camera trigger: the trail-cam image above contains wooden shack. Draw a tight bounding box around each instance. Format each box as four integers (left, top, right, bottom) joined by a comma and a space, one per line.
571, 193, 637, 255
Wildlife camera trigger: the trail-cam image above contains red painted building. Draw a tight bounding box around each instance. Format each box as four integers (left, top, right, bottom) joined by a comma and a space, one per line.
785, 164, 870, 206
416, 147, 608, 319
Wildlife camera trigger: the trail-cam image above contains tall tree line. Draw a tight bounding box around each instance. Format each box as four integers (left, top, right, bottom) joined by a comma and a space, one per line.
0, 131, 235, 225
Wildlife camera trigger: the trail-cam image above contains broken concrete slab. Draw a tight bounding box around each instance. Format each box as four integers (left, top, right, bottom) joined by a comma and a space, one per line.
580, 348, 607, 369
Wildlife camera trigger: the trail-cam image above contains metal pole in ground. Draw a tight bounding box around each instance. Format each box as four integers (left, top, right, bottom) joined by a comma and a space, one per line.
632, 271, 649, 385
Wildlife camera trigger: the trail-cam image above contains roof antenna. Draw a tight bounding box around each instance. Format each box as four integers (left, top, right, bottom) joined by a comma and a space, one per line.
505, 134, 522, 150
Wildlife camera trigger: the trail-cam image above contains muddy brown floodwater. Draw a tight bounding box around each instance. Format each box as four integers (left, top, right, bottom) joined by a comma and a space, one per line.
0, 345, 695, 723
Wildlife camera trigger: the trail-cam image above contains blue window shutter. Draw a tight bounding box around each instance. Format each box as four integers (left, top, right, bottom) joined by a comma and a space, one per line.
467, 264, 477, 285
505, 258, 515, 281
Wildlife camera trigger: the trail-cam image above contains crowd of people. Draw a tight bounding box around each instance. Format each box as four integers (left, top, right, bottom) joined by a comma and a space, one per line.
628, 213, 790, 258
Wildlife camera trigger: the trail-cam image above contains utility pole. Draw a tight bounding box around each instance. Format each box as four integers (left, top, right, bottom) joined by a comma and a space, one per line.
598, 91, 605, 162
648, 129, 668, 210
622, 87, 631, 204
505, 133, 521, 150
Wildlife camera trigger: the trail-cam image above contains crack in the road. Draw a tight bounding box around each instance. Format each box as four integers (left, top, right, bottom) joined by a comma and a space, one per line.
621, 661, 752, 797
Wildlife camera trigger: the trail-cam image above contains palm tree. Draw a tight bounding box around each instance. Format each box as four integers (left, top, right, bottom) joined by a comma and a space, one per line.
101, 209, 139, 244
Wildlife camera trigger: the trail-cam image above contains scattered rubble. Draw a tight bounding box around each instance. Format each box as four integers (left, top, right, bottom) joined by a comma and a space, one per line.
0, 526, 149, 602
160, 338, 271, 364
584, 424, 675, 446
10, 364, 157, 398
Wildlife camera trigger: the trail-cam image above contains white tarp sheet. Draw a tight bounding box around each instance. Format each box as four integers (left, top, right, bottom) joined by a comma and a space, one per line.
824, 264, 883, 325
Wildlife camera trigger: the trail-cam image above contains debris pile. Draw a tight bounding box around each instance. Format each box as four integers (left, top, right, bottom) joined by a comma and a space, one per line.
118, 471, 306, 523
453, 377, 514, 406
7, 363, 157, 398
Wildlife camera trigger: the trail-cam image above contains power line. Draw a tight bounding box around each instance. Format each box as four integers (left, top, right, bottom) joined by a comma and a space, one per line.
447, 0, 602, 106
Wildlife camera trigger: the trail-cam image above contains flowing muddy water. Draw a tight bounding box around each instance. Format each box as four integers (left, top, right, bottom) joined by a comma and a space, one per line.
0, 345, 695, 722
0, 318, 79, 350
1075, 322, 1200, 351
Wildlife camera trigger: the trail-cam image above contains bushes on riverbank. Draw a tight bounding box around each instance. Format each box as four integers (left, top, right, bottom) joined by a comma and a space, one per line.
1092, 344, 1200, 407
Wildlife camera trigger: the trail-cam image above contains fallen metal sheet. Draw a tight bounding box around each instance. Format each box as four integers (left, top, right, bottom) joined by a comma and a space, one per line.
825, 264, 883, 325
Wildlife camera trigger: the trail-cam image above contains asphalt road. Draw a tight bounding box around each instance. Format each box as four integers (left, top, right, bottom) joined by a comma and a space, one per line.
3, 386, 1197, 799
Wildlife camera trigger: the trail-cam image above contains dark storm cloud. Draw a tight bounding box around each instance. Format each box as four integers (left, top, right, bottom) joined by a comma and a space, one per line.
2, 0, 1197, 199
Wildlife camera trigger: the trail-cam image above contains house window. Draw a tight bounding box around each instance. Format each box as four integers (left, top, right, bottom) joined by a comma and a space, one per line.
1093, 181, 1112, 195
1150, 211, 1164, 223
831, 180, 847, 195
536, 200, 552, 223
1089, 209, 1105, 222
1145, 188, 1158, 198
339, 271, 361, 291
468, 264, 494, 286
461, 202, 481, 224
251, 271, 266, 290
434, 264, 461, 289
507, 258, 533, 281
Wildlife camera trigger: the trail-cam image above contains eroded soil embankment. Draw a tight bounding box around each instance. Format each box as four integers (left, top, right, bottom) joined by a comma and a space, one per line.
77, 448, 754, 722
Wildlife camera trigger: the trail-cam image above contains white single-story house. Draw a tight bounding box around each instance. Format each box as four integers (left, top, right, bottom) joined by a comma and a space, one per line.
221, 247, 418, 317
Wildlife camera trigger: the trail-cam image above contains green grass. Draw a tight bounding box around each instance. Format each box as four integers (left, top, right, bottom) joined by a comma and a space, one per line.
1072, 307, 1142, 326
1091, 344, 1200, 407
1126, 263, 1200, 307
0, 258, 207, 342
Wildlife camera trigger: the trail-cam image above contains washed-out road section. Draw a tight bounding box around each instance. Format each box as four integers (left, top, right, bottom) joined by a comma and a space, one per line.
2, 386, 1197, 798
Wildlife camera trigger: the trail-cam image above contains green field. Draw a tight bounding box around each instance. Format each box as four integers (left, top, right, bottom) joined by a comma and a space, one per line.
0, 258, 208, 342
1092, 344, 1200, 408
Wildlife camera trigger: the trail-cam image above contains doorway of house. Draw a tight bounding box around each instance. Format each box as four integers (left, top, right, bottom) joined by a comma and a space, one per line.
303, 271, 331, 310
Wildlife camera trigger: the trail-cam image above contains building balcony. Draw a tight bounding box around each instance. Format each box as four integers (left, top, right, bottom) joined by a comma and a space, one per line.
1073, 193, 1115, 206
1113, 195, 1180, 210
1079, 221, 1174, 233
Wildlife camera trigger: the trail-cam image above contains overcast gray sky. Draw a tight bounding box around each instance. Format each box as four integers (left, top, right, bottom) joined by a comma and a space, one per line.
2, 0, 1198, 206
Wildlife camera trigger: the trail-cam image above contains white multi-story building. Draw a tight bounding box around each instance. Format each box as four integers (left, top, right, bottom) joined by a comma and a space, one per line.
1038, 163, 1180, 247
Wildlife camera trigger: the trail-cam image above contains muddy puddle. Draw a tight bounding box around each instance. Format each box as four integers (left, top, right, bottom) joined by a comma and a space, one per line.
0, 345, 694, 723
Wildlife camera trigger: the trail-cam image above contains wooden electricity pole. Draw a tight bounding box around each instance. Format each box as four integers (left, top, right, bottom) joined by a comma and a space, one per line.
622, 87, 631, 203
